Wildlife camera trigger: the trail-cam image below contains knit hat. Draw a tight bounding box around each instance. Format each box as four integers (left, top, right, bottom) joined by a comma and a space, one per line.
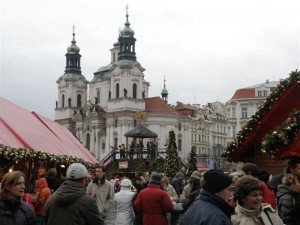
189, 171, 201, 182
150, 172, 163, 184
120, 178, 132, 188
202, 170, 232, 194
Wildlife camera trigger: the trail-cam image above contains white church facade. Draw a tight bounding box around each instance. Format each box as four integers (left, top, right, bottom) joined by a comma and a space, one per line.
54, 12, 192, 161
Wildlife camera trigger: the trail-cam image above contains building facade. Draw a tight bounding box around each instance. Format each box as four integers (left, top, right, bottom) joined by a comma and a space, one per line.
55, 13, 191, 160
226, 80, 279, 142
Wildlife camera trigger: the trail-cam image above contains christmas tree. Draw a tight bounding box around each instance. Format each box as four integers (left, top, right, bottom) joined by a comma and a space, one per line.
187, 146, 197, 176
164, 131, 181, 178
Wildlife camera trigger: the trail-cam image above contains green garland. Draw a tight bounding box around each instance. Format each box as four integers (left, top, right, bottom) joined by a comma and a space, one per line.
261, 111, 300, 156
223, 70, 300, 159
0, 144, 96, 168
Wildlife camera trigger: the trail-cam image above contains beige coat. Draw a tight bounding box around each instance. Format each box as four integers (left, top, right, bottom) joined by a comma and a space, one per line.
86, 179, 115, 215
232, 203, 283, 225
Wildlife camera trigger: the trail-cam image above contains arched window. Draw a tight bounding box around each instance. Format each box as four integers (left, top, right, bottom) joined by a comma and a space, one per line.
96, 90, 100, 104
77, 94, 82, 107
86, 133, 90, 150
114, 119, 118, 128
62, 94, 65, 108
133, 83, 137, 99
116, 83, 120, 98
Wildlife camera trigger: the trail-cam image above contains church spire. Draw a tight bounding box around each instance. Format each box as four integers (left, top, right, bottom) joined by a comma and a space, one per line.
161, 76, 169, 103
65, 26, 81, 74
118, 5, 136, 61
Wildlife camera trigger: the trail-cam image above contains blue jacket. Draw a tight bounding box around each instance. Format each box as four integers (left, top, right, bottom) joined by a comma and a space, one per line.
180, 190, 234, 225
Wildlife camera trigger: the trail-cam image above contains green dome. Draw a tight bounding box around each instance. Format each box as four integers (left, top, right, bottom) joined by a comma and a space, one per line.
67, 42, 80, 53
67, 32, 80, 53
161, 87, 168, 95
120, 14, 134, 37
120, 26, 134, 37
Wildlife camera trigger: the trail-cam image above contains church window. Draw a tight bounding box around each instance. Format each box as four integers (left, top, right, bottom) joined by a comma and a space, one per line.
133, 83, 137, 99
114, 119, 118, 128
62, 94, 65, 108
113, 53, 116, 62
142, 91, 145, 99
133, 119, 137, 127
86, 133, 90, 150
68, 98, 72, 107
77, 94, 82, 107
178, 139, 182, 151
114, 138, 118, 149
109, 91, 111, 100
178, 123, 182, 131
116, 83, 120, 98
96, 90, 100, 104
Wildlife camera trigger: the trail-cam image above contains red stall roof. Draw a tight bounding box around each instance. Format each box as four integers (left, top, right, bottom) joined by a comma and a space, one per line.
0, 97, 98, 163
227, 81, 300, 162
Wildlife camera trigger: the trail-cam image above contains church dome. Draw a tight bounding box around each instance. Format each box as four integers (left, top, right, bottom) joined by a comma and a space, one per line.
67, 42, 80, 53
120, 25, 134, 37
161, 87, 168, 95
120, 14, 134, 37
67, 30, 80, 53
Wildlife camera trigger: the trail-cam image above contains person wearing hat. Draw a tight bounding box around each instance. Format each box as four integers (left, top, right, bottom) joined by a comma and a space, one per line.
44, 163, 104, 225
114, 178, 137, 225
134, 172, 173, 225
232, 175, 283, 225
180, 169, 234, 225
179, 172, 201, 212
181, 170, 202, 200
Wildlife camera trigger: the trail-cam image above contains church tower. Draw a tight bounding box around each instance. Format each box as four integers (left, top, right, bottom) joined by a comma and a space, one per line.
55, 27, 88, 133
161, 77, 168, 103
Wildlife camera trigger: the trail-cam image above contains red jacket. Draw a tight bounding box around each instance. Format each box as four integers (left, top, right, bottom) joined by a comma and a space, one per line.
260, 181, 276, 209
134, 183, 173, 225
34, 178, 51, 216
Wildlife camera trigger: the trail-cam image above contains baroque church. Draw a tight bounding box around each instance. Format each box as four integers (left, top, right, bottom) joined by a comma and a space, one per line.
54, 12, 191, 160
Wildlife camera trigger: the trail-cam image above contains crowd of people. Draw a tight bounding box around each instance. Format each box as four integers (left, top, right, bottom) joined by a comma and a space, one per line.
0, 156, 299, 225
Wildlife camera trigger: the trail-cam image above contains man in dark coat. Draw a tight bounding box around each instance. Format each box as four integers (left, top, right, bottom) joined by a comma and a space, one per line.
180, 170, 234, 225
44, 163, 104, 225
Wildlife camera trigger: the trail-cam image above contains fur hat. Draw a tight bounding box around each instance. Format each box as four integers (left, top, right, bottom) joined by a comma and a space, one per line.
202, 170, 232, 194
234, 175, 261, 202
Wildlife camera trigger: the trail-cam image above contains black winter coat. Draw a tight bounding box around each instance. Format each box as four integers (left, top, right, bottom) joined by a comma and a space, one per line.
180, 190, 234, 225
181, 185, 201, 212
0, 199, 36, 225
277, 185, 300, 225
46, 174, 61, 192
44, 180, 104, 225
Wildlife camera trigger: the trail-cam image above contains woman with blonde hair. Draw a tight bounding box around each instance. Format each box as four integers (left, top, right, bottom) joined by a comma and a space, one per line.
0, 171, 36, 225
162, 176, 178, 201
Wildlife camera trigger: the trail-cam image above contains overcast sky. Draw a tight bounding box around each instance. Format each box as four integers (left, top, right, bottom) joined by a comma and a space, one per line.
1, 0, 299, 119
